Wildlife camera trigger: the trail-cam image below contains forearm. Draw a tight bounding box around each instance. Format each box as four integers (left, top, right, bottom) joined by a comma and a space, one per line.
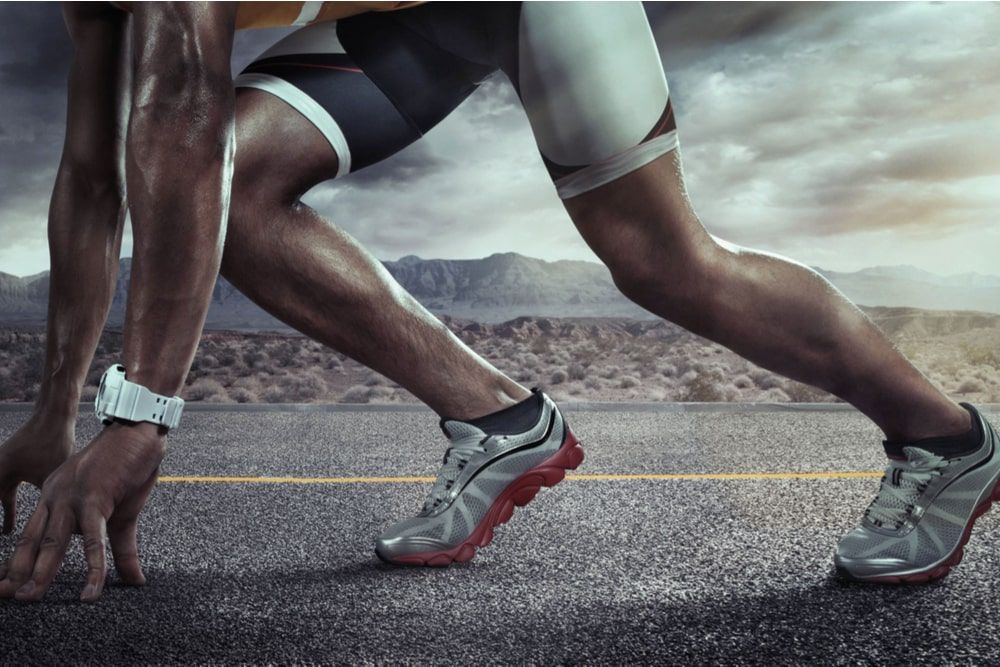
35, 3, 130, 423
36, 170, 126, 419
123, 48, 235, 395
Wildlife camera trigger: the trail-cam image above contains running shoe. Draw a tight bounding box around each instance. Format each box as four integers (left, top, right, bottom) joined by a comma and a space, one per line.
835, 403, 1000, 583
375, 391, 584, 566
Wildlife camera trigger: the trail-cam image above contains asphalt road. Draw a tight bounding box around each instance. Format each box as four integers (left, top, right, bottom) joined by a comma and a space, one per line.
1, 404, 999, 665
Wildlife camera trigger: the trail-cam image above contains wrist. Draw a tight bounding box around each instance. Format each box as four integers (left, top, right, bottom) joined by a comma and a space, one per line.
33, 381, 83, 422
25, 406, 76, 439
108, 417, 168, 440
103, 420, 168, 459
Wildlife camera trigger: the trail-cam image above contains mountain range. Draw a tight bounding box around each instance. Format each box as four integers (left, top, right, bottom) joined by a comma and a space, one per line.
1, 253, 998, 329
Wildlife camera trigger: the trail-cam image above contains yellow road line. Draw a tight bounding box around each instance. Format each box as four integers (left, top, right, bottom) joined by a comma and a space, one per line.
159, 471, 882, 484
160, 475, 438, 484
568, 471, 882, 481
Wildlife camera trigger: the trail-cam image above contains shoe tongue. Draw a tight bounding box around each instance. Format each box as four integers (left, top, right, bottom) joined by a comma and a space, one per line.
902, 446, 939, 465
439, 419, 488, 443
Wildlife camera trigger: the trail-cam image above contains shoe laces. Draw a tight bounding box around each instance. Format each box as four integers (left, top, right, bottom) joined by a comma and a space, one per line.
421, 436, 492, 513
865, 447, 949, 528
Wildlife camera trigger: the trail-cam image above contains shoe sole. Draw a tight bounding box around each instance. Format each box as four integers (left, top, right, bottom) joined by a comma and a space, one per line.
377, 429, 585, 567
838, 474, 1000, 584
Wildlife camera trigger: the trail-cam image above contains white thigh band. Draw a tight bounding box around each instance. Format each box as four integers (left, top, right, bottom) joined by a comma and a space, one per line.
554, 131, 680, 200
234, 72, 352, 177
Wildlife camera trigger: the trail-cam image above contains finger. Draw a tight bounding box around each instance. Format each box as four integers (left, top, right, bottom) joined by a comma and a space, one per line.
0, 504, 48, 598
1, 482, 16, 534
108, 518, 145, 586
78, 510, 108, 603
15, 507, 74, 602
108, 470, 158, 587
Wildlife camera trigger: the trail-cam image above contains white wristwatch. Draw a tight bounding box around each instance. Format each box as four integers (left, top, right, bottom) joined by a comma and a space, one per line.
94, 364, 185, 430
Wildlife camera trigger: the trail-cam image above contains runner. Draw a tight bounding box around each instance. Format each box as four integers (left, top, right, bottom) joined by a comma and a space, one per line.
0, 2, 995, 602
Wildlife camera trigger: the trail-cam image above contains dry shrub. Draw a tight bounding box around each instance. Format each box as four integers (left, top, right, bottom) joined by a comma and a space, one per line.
367, 386, 395, 401
550, 369, 568, 385
762, 387, 791, 402
211, 370, 236, 388
644, 387, 668, 401
198, 354, 219, 369
733, 374, 753, 389
659, 364, 677, 378
752, 372, 783, 391
270, 340, 301, 368
186, 378, 226, 401
277, 372, 327, 401
584, 377, 603, 390
530, 338, 551, 354
620, 375, 640, 389
229, 387, 257, 403
521, 353, 540, 369
341, 385, 371, 404
957, 378, 986, 394
262, 385, 287, 403
568, 363, 587, 381
232, 376, 260, 392
600, 365, 621, 380
364, 373, 385, 387
679, 371, 725, 402
217, 351, 239, 367
783, 381, 832, 402
962, 342, 1000, 368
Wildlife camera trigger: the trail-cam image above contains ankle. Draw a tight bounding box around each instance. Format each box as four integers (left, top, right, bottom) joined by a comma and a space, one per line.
885, 402, 971, 443
437, 381, 532, 422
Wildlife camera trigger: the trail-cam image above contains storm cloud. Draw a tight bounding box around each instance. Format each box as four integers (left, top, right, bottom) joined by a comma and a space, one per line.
1, 2, 998, 277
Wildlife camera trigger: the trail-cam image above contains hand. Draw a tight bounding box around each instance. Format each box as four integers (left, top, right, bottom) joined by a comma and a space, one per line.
0, 415, 75, 534
0, 421, 165, 603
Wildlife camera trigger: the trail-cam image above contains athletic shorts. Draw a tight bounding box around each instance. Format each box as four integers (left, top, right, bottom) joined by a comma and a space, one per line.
235, 1, 678, 200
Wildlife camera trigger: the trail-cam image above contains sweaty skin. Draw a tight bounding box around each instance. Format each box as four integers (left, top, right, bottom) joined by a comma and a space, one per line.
0, 1, 971, 601
0, 1, 526, 603
0, 2, 238, 603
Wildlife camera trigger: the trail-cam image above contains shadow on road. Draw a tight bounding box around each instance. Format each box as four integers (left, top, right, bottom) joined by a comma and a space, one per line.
0, 562, 983, 664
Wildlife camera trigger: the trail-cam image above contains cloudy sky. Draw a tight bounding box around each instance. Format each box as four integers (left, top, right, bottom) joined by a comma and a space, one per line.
1, 2, 999, 277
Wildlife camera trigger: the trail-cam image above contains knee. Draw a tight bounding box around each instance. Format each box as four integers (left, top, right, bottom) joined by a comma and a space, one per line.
603, 228, 724, 313
221, 178, 282, 279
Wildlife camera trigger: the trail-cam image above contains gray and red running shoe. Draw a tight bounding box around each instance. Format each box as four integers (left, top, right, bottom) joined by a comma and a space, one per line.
835, 403, 1000, 583
375, 390, 584, 566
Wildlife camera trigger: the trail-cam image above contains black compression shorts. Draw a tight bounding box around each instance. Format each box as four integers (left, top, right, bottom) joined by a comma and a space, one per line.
235, 2, 678, 199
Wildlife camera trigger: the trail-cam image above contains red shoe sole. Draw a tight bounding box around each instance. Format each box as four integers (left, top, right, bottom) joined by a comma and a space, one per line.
858, 475, 1000, 584
383, 429, 585, 567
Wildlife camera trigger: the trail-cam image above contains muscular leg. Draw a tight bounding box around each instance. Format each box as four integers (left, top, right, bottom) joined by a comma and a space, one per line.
564, 150, 969, 441
221, 89, 529, 419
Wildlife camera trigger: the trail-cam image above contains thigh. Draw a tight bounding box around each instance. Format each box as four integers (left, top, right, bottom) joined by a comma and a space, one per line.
235, 12, 492, 180
233, 87, 340, 202
504, 2, 680, 200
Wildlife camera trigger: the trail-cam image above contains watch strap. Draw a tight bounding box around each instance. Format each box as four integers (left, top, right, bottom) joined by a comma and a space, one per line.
112, 381, 184, 429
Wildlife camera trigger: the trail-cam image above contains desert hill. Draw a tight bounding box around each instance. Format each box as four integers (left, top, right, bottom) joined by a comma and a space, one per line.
1, 254, 998, 327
